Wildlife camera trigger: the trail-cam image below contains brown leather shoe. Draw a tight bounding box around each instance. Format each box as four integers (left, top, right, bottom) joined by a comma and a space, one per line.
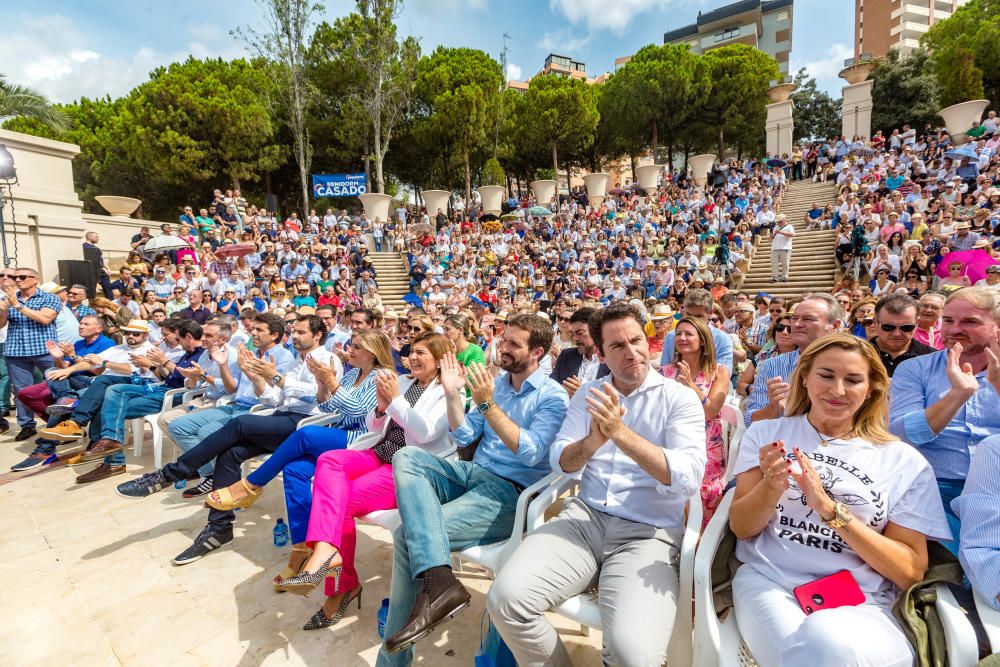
384, 579, 471, 654
76, 463, 126, 484
74, 438, 124, 465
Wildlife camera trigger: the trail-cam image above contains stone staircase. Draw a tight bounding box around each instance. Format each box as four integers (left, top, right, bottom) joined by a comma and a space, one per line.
368, 249, 411, 313
742, 180, 839, 299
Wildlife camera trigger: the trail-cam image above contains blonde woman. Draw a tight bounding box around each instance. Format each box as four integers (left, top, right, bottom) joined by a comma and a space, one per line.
661, 316, 729, 523
729, 334, 950, 667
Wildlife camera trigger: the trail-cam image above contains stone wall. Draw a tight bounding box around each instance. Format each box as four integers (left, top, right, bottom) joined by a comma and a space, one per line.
0, 128, 163, 280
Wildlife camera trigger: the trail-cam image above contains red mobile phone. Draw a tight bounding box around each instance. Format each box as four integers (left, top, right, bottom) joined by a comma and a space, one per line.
793, 570, 865, 615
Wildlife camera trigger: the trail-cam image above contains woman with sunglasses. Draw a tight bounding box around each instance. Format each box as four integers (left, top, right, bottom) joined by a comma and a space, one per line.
737, 313, 797, 398
848, 298, 878, 339
939, 260, 971, 293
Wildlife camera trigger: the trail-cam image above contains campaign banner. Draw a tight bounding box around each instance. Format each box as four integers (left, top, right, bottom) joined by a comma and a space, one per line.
312, 173, 368, 198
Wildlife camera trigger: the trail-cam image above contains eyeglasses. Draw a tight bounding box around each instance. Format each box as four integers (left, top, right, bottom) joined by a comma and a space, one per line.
13, 275, 33, 281
775, 324, 792, 333
861, 318, 875, 326
709, 317, 720, 323
880, 323, 917, 333
558, 316, 572, 322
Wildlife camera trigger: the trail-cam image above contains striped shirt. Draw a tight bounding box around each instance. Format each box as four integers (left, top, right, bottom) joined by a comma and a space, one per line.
744, 349, 800, 427
318, 367, 379, 443
5, 289, 62, 357
953, 435, 1000, 610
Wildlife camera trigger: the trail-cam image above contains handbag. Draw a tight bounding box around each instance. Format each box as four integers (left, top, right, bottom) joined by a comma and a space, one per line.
475, 610, 517, 667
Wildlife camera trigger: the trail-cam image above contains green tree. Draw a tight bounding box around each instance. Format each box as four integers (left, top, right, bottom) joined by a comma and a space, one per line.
610, 44, 708, 166
517, 74, 599, 193
0, 75, 69, 131
923, 0, 1000, 105
235, 0, 322, 214
696, 44, 779, 158
414, 47, 503, 205
321, 0, 420, 195
789, 68, 841, 141
871, 49, 941, 136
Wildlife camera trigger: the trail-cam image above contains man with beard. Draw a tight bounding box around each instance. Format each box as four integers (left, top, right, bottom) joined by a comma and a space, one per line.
377, 314, 568, 663
550, 307, 609, 397
890, 287, 1000, 553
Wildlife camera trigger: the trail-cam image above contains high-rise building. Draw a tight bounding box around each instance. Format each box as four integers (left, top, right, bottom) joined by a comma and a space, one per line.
662, 0, 793, 76
506, 53, 610, 91
854, 0, 970, 58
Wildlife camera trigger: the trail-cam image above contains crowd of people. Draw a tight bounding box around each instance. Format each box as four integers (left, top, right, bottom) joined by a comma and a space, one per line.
1, 115, 1000, 666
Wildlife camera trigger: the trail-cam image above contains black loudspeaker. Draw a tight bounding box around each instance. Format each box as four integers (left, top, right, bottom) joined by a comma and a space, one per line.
58, 259, 98, 300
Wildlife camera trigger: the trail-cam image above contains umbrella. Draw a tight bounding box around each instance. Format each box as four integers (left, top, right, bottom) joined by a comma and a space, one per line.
214, 243, 256, 258
500, 213, 520, 221
608, 187, 628, 195
934, 248, 998, 284
944, 145, 979, 161
847, 147, 877, 160
478, 213, 500, 222
528, 206, 553, 217
766, 158, 787, 168
142, 234, 193, 252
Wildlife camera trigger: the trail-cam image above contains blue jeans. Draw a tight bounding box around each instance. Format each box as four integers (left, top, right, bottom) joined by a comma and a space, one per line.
247, 425, 350, 543
47, 373, 93, 402
99, 383, 178, 466
0, 342, 11, 413
376, 448, 521, 667
938, 478, 965, 556
8, 354, 55, 427
167, 404, 250, 477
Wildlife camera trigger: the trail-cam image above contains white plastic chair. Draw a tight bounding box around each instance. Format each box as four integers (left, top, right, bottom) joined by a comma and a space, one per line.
693, 489, 981, 667
520, 474, 702, 667
719, 397, 745, 483
128, 387, 206, 468
975, 590, 1000, 655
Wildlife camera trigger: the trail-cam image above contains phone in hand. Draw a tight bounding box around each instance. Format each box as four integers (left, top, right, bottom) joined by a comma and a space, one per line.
793, 570, 865, 615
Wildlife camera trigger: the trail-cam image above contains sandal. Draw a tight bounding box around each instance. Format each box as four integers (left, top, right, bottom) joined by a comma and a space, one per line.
205, 478, 263, 511
274, 546, 313, 592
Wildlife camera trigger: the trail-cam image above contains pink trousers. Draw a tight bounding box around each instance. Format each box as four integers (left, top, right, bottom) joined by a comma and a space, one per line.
306, 448, 397, 596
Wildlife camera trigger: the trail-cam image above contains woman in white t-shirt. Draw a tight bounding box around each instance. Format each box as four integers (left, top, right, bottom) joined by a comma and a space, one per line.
729, 333, 950, 667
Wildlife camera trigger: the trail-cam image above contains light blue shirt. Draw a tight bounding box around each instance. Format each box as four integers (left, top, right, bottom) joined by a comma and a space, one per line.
233, 345, 295, 408
195, 344, 242, 400
659, 326, 734, 371
54, 305, 81, 344
451, 365, 569, 488
744, 349, 801, 427
953, 434, 1000, 610
889, 350, 1000, 480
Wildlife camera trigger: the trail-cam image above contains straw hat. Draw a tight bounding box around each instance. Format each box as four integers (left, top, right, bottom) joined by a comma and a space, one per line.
650, 304, 675, 320
121, 319, 150, 333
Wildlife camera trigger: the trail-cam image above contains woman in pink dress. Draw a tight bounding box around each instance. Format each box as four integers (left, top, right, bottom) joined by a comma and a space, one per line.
175, 223, 198, 265
661, 316, 730, 525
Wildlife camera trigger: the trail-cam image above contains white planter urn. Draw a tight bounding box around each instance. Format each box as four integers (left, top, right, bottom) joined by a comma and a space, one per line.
635, 164, 662, 190
838, 62, 876, 85
422, 190, 451, 217
689, 154, 717, 187
95, 196, 141, 218
359, 193, 393, 222
530, 179, 557, 206
582, 172, 610, 208
939, 99, 991, 145
477, 185, 505, 215
766, 83, 797, 103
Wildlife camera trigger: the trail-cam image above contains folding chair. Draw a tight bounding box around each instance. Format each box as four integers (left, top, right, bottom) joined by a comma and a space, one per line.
128, 387, 207, 468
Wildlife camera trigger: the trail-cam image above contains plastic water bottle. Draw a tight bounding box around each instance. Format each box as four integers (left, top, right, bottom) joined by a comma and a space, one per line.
377, 598, 390, 639
130, 371, 142, 385
173, 479, 187, 490
273, 518, 290, 547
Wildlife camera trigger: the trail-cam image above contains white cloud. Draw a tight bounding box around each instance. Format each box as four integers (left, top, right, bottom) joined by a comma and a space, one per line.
506, 63, 523, 82
537, 29, 592, 55
791, 42, 853, 96
548, 0, 692, 34
2, 13, 246, 104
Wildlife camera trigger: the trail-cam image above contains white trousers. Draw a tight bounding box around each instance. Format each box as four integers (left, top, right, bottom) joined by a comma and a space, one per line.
770, 249, 791, 281
733, 566, 915, 667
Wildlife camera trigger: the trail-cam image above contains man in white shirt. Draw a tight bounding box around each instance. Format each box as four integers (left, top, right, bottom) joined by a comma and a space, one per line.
770, 213, 796, 282
487, 303, 706, 667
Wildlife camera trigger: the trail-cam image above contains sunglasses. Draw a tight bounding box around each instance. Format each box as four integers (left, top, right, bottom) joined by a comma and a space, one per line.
775, 324, 792, 333
13, 275, 33, 281
709, 317, 720, 323
880, 323, 917, 333
861, 318, 875, 326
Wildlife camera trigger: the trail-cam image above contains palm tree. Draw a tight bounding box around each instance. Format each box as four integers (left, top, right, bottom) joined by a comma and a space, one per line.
0, 75, 69, 132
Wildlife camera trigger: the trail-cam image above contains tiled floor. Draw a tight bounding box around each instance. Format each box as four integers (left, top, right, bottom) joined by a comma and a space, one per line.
0, 425, 603, 666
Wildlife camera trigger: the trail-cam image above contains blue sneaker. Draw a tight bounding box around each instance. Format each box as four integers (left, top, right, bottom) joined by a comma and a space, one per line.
11, 452, 49, 472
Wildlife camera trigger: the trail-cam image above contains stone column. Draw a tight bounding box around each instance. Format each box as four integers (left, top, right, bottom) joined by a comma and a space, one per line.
839, 61, 876, 140
765, 83, 796, 157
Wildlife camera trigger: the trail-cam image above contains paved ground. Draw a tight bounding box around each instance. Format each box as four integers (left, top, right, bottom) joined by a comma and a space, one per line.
0, 424, 603, 666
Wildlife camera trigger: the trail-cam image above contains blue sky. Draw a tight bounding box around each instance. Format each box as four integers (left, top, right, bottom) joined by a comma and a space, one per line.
4, 0, 854, 104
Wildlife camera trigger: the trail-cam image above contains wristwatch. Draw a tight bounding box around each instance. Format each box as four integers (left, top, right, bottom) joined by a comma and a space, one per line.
822, 502, 853, 530
272, 374, 282, 386
476, 400, 494, 415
